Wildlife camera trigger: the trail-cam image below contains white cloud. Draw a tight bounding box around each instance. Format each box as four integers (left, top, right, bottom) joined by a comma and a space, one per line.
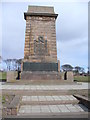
2, 2, 88, 69
57, 37, 88, 67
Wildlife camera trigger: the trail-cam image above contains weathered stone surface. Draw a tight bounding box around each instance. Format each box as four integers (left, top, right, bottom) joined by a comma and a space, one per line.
7, 71, 17, 82
3, 95, 21, 116
11, 109, 17, 115
28, 6, 54, 14
61, 71, 73, 82
67, 71, 74, 82
21, 6, 61, 80
7, 109, 11, 115
24, 6, 58, 63
21, 71, 61, 80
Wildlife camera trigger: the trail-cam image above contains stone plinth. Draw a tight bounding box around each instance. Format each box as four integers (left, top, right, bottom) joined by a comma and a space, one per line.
61, 71, 73, 82
21, 71, 61, 80
7, 71, 17, 82
67, 71, 73, 82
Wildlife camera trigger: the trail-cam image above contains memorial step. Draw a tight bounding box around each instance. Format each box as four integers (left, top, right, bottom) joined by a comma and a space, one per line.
14, 79, 75, 85
18, 104, 87, 116
18, 95, 88, 116
22, 95, 79, 104
21, 95, 79, 105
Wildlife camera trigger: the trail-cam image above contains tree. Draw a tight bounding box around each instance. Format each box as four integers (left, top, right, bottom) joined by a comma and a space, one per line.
4, 58, 22, 71
16, 59, 22, 71
74, 66, 85, 74
11, 59, 17, 70
61, 64, 73, 71
4, 59, 12, 71
80, 67, 85, 73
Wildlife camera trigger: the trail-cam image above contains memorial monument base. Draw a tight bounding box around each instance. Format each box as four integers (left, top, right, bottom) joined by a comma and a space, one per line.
21, 71, 61, 80
21, 6, 61, 81
21, 61, 61, 80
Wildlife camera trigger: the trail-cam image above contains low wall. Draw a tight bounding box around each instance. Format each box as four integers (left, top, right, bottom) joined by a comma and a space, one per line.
74, 94, 90, 110
67, 71, 73, 82
7, 71, 18, 82
61, 71, 73, 82
3, 95, 20, 116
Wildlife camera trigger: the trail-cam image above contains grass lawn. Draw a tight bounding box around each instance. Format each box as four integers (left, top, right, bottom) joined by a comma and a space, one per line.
0, 95, 6, 103
2, 96, 6, 104
74, 76, 90, 82
0, 72, 7, 80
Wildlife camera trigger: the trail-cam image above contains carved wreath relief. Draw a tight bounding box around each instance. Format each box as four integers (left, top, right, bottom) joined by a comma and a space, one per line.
34, 36, 49, 56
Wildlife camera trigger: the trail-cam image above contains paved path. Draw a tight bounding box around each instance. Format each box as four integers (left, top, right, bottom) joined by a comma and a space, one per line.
18, 104, 88, 116
17, 95, 88, 116
0, 82, 89, 117
1, 83, 89, 90
22, 95, 77, 101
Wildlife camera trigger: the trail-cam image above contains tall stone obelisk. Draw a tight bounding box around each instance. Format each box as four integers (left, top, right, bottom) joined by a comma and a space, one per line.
21, 6, 60, 80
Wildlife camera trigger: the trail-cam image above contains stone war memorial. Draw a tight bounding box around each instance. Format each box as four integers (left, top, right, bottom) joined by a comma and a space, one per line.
2, 5, 89, 118
21, 5, 61, 80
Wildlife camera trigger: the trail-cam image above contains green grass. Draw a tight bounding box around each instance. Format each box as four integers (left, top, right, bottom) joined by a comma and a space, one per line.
2, 96, 6, 103
74, 76, 90, 82
0, 95, 6, 103
0, 72, 7, 80
0, 95, 10, 104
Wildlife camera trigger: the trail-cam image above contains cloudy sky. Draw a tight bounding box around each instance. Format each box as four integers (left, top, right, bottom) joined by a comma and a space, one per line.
1, 0, 88, 69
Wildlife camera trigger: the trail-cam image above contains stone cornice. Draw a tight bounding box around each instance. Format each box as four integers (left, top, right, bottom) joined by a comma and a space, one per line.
24, 12, 58, 20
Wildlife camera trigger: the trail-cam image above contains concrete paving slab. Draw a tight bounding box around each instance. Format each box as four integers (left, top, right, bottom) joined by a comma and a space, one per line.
52, 96, 60, 100
45, 96, 54, 101
58, 105, 70, 112
18, 104, 86, 116
49, 105, 60, 113
31, 96, 38, 101
21, 95, 78, 104
74, 104, 84, 112
38, 96, 46, 101
66, 104, 80, 112
1, 83, 89, 90
40, 105, 50, 113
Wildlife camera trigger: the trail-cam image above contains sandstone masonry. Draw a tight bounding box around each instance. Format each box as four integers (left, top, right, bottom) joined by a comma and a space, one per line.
21, 6, 60, 80
23, 6, 58, 63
